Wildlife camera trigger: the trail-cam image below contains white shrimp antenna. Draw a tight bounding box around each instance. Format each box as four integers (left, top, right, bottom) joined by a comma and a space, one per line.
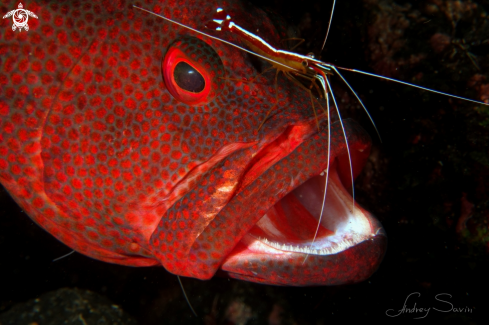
321, 0, 337, 52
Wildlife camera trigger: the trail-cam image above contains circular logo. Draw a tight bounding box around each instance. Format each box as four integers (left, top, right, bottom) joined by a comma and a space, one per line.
13, 9, 28, 28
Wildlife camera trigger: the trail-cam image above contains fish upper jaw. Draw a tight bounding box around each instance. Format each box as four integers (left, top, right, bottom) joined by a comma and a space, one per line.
150, 118, 387, 285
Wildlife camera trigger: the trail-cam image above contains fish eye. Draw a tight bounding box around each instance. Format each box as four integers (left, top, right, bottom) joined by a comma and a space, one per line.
173, 62, 205, 93
162, 36, 225, 105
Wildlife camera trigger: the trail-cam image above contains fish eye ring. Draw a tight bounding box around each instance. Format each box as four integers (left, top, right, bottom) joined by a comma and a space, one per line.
162, 36, 225, 105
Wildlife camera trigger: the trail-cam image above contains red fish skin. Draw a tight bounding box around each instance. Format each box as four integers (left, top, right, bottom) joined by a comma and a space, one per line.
0, 0, 386, 285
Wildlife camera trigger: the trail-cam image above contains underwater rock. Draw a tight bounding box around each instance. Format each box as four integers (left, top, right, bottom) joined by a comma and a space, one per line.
0, 288, 138, 325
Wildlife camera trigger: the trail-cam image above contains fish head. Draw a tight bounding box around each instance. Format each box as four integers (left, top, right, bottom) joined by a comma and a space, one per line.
0, 0, 386, 286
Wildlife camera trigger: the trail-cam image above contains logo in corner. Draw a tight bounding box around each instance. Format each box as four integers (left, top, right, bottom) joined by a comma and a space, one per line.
3, 3, 38, 32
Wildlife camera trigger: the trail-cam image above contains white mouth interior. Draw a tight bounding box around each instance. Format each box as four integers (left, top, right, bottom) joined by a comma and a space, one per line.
243, 164, 377, 256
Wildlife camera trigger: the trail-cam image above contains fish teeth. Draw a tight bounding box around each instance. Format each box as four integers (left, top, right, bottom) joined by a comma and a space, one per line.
259, 234, 368, 256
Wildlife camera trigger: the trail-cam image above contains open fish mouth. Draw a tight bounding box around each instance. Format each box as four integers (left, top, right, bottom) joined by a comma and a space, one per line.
216, 118, 387, 286
251, 169, 382, 255
146, 116, 386, 286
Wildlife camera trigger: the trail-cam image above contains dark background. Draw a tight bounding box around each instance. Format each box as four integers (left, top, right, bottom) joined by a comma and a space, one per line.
1, 0, 489, 323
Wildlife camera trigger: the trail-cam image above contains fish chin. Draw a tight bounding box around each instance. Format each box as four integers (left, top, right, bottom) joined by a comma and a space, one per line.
220, 127, 387, 286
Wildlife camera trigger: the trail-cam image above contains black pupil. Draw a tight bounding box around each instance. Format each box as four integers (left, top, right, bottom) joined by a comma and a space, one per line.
173, 62, 205, 93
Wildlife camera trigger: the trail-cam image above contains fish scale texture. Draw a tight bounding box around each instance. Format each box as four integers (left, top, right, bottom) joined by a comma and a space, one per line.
0, 0, 318, 269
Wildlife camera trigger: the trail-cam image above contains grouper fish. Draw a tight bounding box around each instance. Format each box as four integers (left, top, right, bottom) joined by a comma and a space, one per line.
0, 0, 386, 286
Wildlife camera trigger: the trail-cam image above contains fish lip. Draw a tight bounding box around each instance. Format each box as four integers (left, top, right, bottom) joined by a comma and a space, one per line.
221, 234, 387, 286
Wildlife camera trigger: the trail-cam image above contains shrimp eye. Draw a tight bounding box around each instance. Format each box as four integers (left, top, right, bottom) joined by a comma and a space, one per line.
301, 60, 308, 67
163, 36, 225, 105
